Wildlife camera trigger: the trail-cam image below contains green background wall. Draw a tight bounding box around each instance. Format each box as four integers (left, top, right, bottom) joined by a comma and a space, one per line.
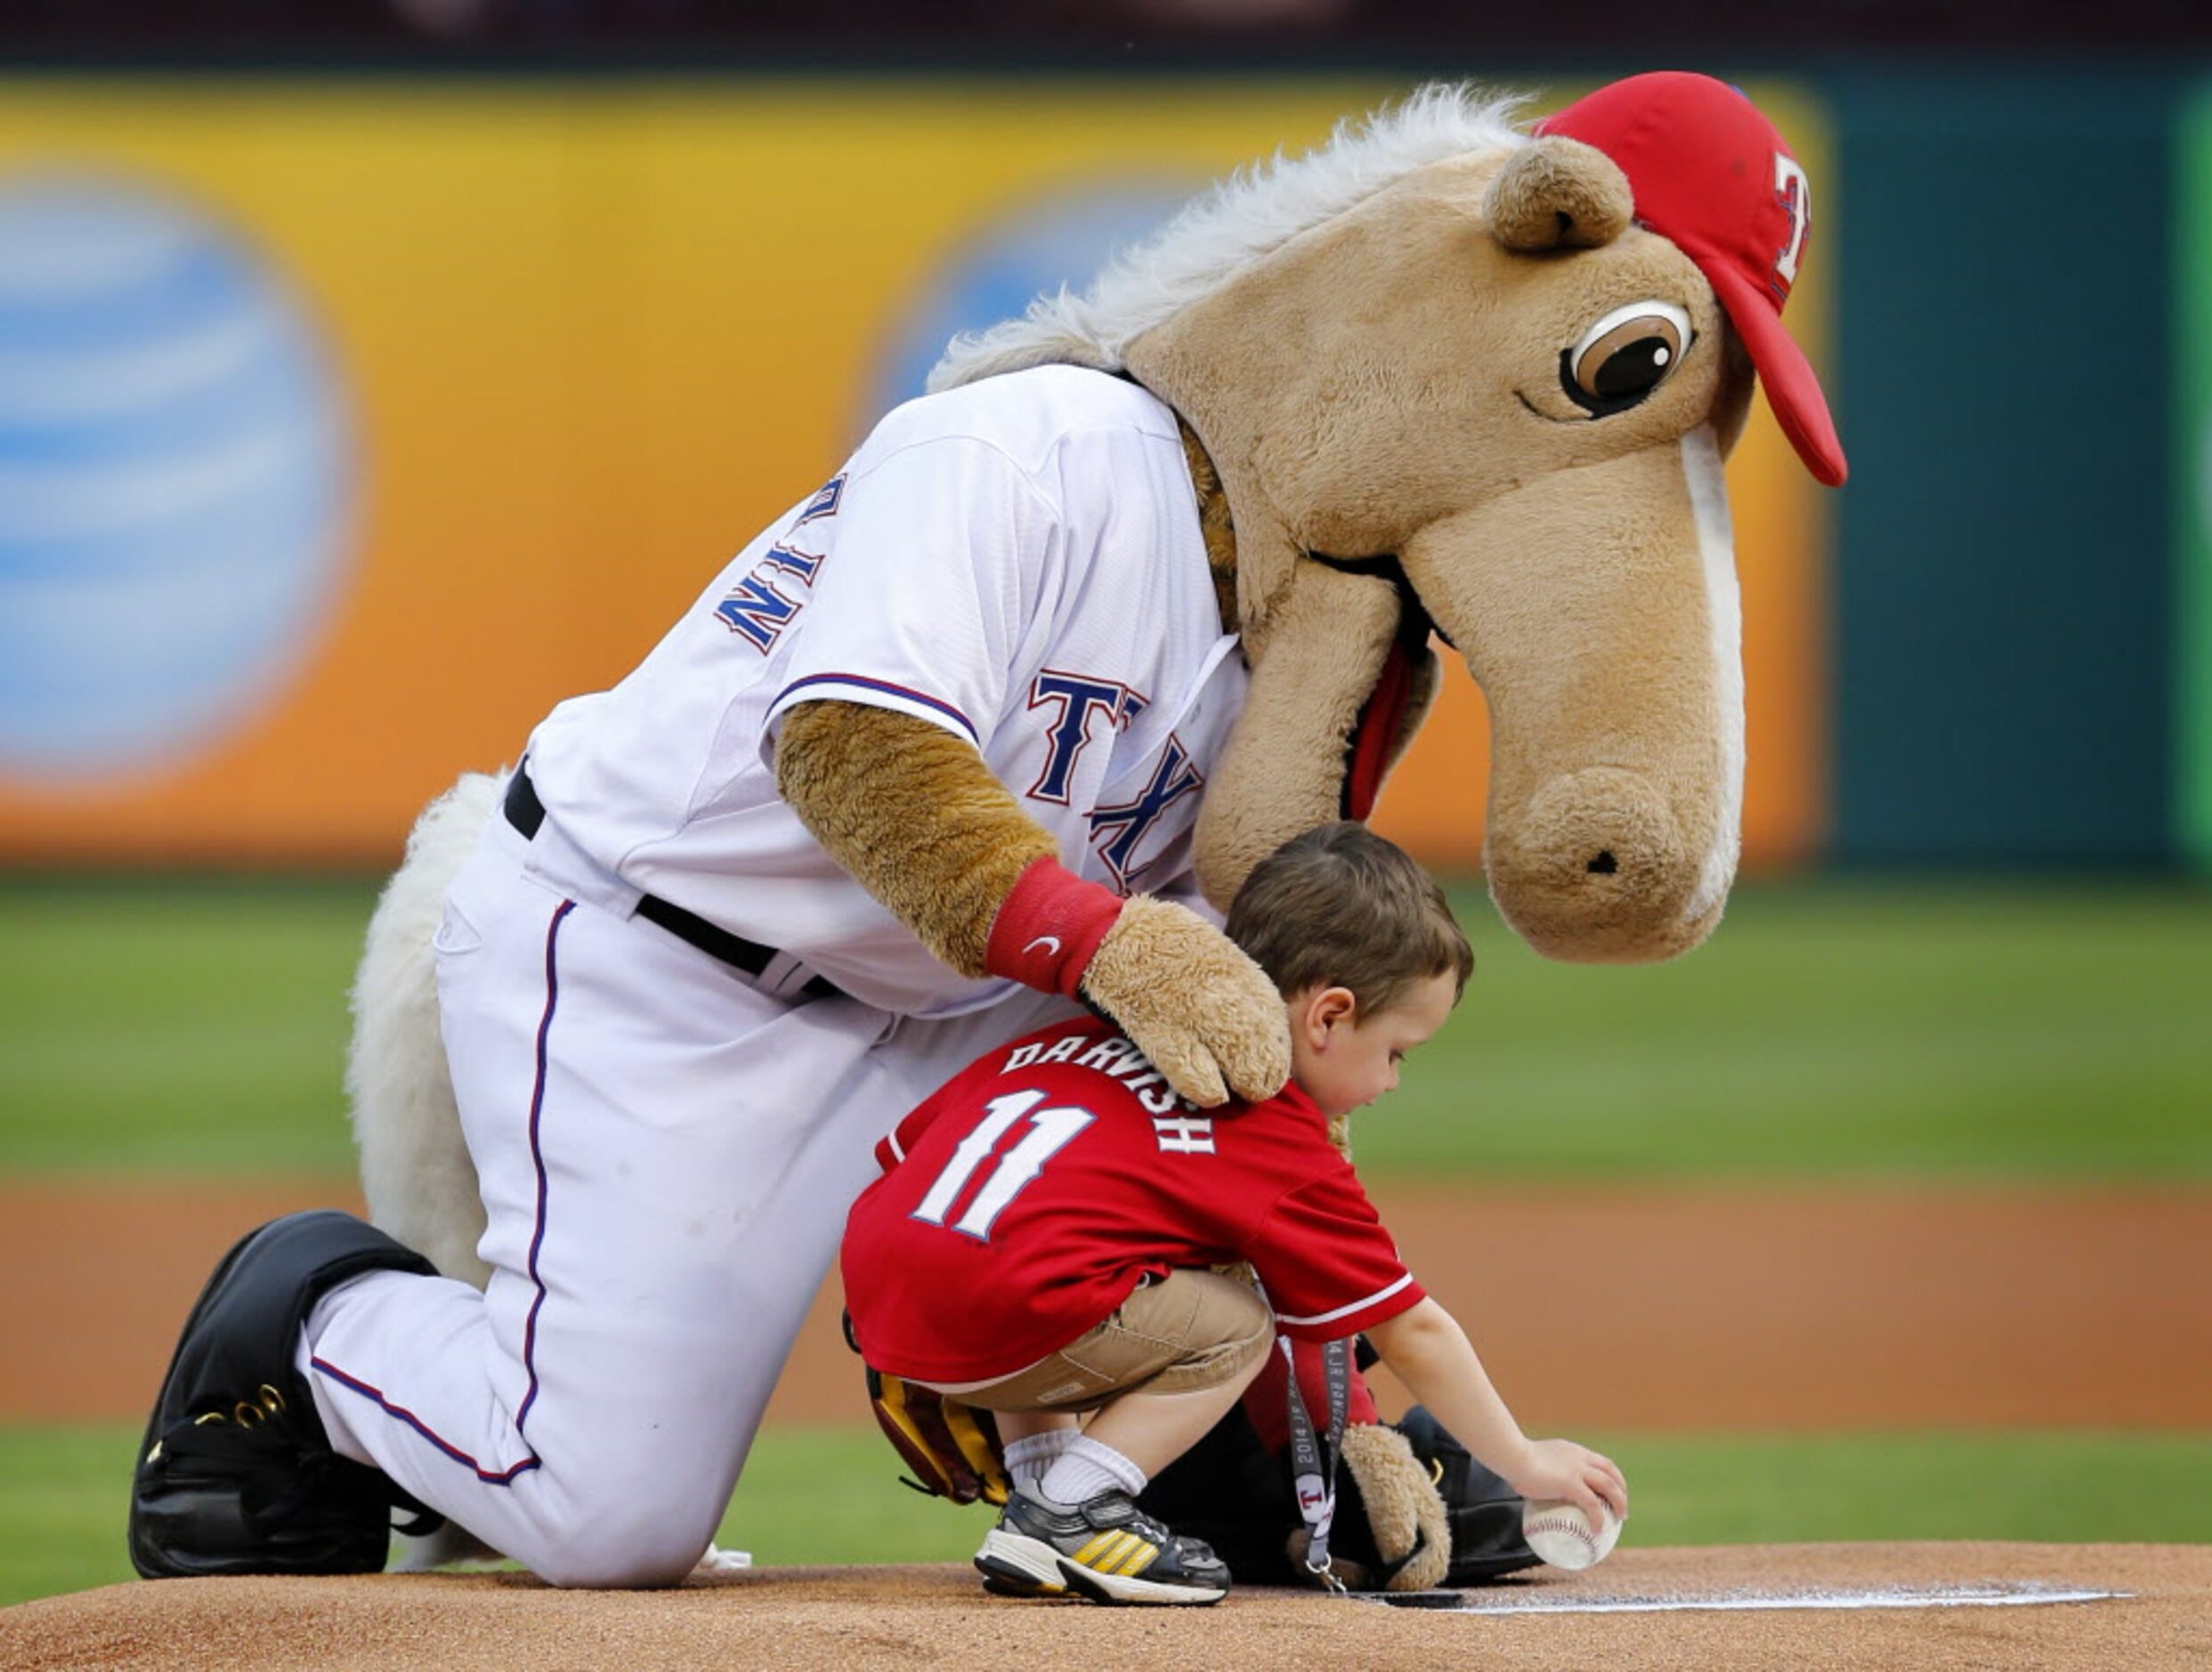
1827, 68, 2181, 867
2178, 85, 2212, 873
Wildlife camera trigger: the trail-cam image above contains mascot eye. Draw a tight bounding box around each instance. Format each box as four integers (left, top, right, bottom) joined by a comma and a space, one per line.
1560, 300, 1694, 415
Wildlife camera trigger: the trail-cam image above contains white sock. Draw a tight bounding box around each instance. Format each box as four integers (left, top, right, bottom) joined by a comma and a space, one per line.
1037, 1434, 1147, 1507
1002, 1429, 1081, 1497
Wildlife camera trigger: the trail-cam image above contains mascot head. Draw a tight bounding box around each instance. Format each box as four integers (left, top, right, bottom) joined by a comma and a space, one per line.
933, 73, 1843, 963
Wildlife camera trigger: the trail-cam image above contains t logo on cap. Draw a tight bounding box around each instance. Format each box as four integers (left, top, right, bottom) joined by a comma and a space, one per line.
1536, 71, 1847, 488
1771, 153, 1811, 296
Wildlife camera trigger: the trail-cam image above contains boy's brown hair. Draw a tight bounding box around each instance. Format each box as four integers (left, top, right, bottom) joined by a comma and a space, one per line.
1223, 822, 1473, 1017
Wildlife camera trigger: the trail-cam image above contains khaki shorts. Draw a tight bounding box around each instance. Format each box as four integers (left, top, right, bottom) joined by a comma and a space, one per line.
934, 1270, 1273, 1414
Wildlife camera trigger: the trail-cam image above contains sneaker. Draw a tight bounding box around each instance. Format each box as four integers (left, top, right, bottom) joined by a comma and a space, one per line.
978, 1569, 1067, 1599
129, 1211, 442, 1579
976, 1489, 1230, 1606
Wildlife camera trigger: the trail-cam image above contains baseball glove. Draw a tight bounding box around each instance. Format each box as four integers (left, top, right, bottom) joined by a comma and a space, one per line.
863, 1365, 1010, 1508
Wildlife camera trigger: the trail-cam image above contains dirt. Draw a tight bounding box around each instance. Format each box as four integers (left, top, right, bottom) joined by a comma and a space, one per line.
11, 1177, 2211, 1428
9, 1178, 2210, 1668
4, 1546, 2207, 1671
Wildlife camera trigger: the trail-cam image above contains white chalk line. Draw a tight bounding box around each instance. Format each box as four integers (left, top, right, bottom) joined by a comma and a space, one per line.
1367, 1581, 2127, 1617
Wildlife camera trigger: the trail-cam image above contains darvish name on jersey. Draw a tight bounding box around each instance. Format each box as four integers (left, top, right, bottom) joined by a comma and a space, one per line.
1001, 1029, 1216, 1154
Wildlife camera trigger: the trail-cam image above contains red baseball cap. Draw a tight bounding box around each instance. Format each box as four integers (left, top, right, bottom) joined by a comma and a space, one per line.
1536, 71, 1847, 487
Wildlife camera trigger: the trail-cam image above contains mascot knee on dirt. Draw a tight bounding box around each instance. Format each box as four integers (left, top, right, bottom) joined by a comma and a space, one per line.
317, 72, 1843, 1588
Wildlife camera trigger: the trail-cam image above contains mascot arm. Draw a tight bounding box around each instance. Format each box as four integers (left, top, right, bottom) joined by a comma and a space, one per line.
775, 700, 1289, 1106
774, 699, 1052, 977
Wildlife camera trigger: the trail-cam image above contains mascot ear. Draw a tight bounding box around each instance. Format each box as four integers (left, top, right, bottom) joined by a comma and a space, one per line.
1485, 136, 1633, 252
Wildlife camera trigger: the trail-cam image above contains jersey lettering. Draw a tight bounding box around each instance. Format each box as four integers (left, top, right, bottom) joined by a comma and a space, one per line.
715, 574, 805, 651
714, 545, 827, 653
711, 478, 839, 652
1152, 1115, 1215, 1155
1026, 673, 1147, 805
1771, 154, 1811, 297
1003, 1033, 1090, 1074
1075, 1036, 1140, 1074
761, 543, 823, 586
795, 474, 846, 526
911, 1088, 1096, 1241
1088, 735, 1205, 891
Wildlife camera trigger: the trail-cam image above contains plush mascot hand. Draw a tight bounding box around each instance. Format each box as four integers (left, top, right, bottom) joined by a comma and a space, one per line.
1082, 897, 1290, 1107
985, 855, 1290, 1108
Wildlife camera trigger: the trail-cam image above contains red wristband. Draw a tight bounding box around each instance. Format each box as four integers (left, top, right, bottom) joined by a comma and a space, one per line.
984, 856, 1125, 998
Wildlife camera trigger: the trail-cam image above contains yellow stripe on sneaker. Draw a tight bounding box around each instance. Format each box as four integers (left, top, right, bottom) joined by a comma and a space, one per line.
1108, 1536, 1158, 1577
1074, 1531, 1124, 1568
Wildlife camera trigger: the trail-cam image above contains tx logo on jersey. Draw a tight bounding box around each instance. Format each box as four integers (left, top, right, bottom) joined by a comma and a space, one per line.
1088, 736, 1204, 892
712, 475, 843, 653
1025, 671, 1147, 804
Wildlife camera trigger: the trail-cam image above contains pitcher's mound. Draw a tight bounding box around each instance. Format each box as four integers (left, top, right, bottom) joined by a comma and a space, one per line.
5, 1544, 2205, 1672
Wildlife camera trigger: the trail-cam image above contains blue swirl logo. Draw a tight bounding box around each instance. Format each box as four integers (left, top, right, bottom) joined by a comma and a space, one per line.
0, 171, 354, 783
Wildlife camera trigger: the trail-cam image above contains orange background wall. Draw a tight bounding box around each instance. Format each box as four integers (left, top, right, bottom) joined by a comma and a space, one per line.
0, 78, 1831, 870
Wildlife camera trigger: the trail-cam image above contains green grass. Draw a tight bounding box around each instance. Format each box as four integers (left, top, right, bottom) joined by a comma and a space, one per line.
0, 1428, 141, 1610
1365, 877, 2212, 1180
1, 874, 2208, 1179
10, 1424, 2208, 1609
728, 1427, 2212, 1555
0, 878, 379, 1175
7, 881, 2204, 1611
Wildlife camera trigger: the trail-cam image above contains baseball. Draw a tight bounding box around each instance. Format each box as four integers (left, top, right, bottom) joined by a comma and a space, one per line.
1521, 1498, 1622, 1571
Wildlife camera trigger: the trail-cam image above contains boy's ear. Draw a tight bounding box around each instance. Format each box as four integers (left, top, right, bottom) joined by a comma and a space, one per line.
1309, 986, 1357, 1035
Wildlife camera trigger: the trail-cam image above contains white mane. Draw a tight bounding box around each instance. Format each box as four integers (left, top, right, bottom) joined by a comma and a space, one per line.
928, 84, 1532, 393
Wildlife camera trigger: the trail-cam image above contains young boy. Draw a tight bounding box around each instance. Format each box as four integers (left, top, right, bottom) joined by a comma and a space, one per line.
840, 823, 1627, 1605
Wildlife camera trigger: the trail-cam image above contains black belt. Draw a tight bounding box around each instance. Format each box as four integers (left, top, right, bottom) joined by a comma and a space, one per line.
504, 768, 837, 1001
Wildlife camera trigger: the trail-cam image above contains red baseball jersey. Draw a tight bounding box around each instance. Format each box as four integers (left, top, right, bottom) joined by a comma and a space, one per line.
841, 1016, 1425, 1384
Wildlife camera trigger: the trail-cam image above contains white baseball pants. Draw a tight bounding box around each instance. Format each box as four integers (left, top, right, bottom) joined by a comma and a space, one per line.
301, 810, 1074, 1586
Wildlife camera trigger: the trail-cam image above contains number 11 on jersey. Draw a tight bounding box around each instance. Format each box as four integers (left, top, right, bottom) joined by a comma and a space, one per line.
911, 1089, 1095, 1241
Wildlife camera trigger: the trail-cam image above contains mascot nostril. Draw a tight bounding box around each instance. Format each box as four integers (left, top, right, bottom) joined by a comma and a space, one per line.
1485, 767, 1699, 962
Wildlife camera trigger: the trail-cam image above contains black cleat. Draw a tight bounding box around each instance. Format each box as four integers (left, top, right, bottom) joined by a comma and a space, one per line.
976, 1489, 1230, 1605
129, 1211, 441, 1579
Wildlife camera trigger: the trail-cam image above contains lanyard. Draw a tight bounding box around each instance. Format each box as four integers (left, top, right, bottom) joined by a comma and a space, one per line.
1281, 1333, 1351, 1592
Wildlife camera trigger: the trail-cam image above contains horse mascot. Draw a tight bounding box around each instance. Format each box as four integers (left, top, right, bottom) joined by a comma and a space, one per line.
129, 71, 1843, 1592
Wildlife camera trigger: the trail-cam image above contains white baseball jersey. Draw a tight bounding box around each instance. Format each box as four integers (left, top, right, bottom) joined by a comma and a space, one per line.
306, 364, 1247, 1587
523, 365, 1244, 1017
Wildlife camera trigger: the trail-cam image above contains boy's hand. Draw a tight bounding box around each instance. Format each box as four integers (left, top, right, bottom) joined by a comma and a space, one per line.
1503, 1438, 1628, 1530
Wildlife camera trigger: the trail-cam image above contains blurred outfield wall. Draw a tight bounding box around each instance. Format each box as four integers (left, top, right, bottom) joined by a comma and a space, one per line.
2180, 84, 2212, 874
0, 75, 1827, 873
7, 68, 2206, 876
1829, 67, 2184, 870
